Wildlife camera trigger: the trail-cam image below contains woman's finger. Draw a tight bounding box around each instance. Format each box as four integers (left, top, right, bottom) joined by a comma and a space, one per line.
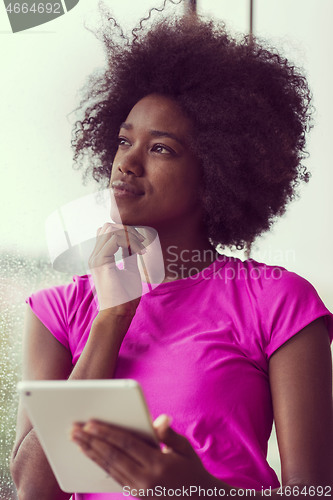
90, 235, 120, 267
71, 431, 145, 486
90, 228, 141, 266
155, 425, 196, 458
91, 225, 115, 257
89, 240, 117, 272
111, 232, 145, 256
94, 227, 145, 258
107, 222, 145, 242
82, 421, 160, 467
92, 233, 144, 268
91, 223, 146, 263
75, 439, 131, 487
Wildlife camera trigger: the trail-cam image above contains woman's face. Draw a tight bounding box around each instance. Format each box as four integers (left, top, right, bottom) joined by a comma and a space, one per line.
109, 93, 203, 230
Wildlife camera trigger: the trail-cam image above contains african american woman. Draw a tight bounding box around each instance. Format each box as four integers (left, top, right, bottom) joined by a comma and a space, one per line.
10, 4, 333, 500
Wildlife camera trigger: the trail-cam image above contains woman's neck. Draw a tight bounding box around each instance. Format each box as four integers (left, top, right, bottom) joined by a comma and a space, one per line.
155, 224, 218, 282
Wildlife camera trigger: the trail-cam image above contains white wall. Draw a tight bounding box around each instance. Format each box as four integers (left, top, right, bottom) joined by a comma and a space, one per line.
253, 0, 333, 310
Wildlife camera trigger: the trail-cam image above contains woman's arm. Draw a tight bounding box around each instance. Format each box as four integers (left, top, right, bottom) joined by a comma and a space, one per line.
268, 316, 333, 489
10, 305, 133, 500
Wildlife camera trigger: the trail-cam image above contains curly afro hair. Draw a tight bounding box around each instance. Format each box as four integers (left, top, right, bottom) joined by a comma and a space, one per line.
72, 1, 313, 250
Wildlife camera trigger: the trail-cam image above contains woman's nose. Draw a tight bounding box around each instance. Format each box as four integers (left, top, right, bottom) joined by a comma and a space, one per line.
117, 150, 144, 177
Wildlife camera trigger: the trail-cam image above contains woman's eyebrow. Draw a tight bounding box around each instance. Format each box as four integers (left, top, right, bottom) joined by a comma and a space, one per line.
119, 122, 132, 131
149, 129, 184, 146
119, 122, 184, 146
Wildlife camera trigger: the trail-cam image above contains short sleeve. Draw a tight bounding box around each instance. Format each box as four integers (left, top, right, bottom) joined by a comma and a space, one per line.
256, 268, 333, 359
25, 276, 81, 350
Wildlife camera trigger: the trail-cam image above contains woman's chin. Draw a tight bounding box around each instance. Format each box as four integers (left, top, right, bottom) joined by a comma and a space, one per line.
110, 209, 145, 228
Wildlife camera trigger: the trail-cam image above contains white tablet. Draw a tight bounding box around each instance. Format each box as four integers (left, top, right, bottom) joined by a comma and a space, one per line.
17, 379, 158, 493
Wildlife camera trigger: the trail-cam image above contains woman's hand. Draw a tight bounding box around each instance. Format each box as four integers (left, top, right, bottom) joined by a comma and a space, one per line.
70, 415, 216, 497
88, 222, 146, 316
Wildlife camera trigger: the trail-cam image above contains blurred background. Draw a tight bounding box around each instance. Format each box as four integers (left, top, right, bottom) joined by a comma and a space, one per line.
1, 0, 332, 497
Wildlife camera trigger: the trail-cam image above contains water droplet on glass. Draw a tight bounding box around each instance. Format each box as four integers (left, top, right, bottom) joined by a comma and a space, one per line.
0, 249, 73, 499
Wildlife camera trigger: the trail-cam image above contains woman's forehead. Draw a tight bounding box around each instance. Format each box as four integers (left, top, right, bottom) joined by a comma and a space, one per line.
124, 94, 193, 136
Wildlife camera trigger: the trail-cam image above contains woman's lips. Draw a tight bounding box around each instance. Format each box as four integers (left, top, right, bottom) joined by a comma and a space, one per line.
111, 181, 145, 198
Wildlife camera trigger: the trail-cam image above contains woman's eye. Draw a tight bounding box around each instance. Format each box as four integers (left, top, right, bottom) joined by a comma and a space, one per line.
152, 144, 174, 155
117, 137, 130, 147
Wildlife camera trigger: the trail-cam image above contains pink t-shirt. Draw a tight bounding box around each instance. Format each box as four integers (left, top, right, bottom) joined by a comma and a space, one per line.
26, 256, 333, 498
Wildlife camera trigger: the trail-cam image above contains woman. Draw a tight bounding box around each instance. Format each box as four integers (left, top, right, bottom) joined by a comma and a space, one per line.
10, 4, 333, 499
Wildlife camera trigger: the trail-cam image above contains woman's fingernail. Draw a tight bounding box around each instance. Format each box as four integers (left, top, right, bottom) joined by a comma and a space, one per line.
153, 414, 173, 427
71, 429, 85, 440
83, 423, 99, 435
